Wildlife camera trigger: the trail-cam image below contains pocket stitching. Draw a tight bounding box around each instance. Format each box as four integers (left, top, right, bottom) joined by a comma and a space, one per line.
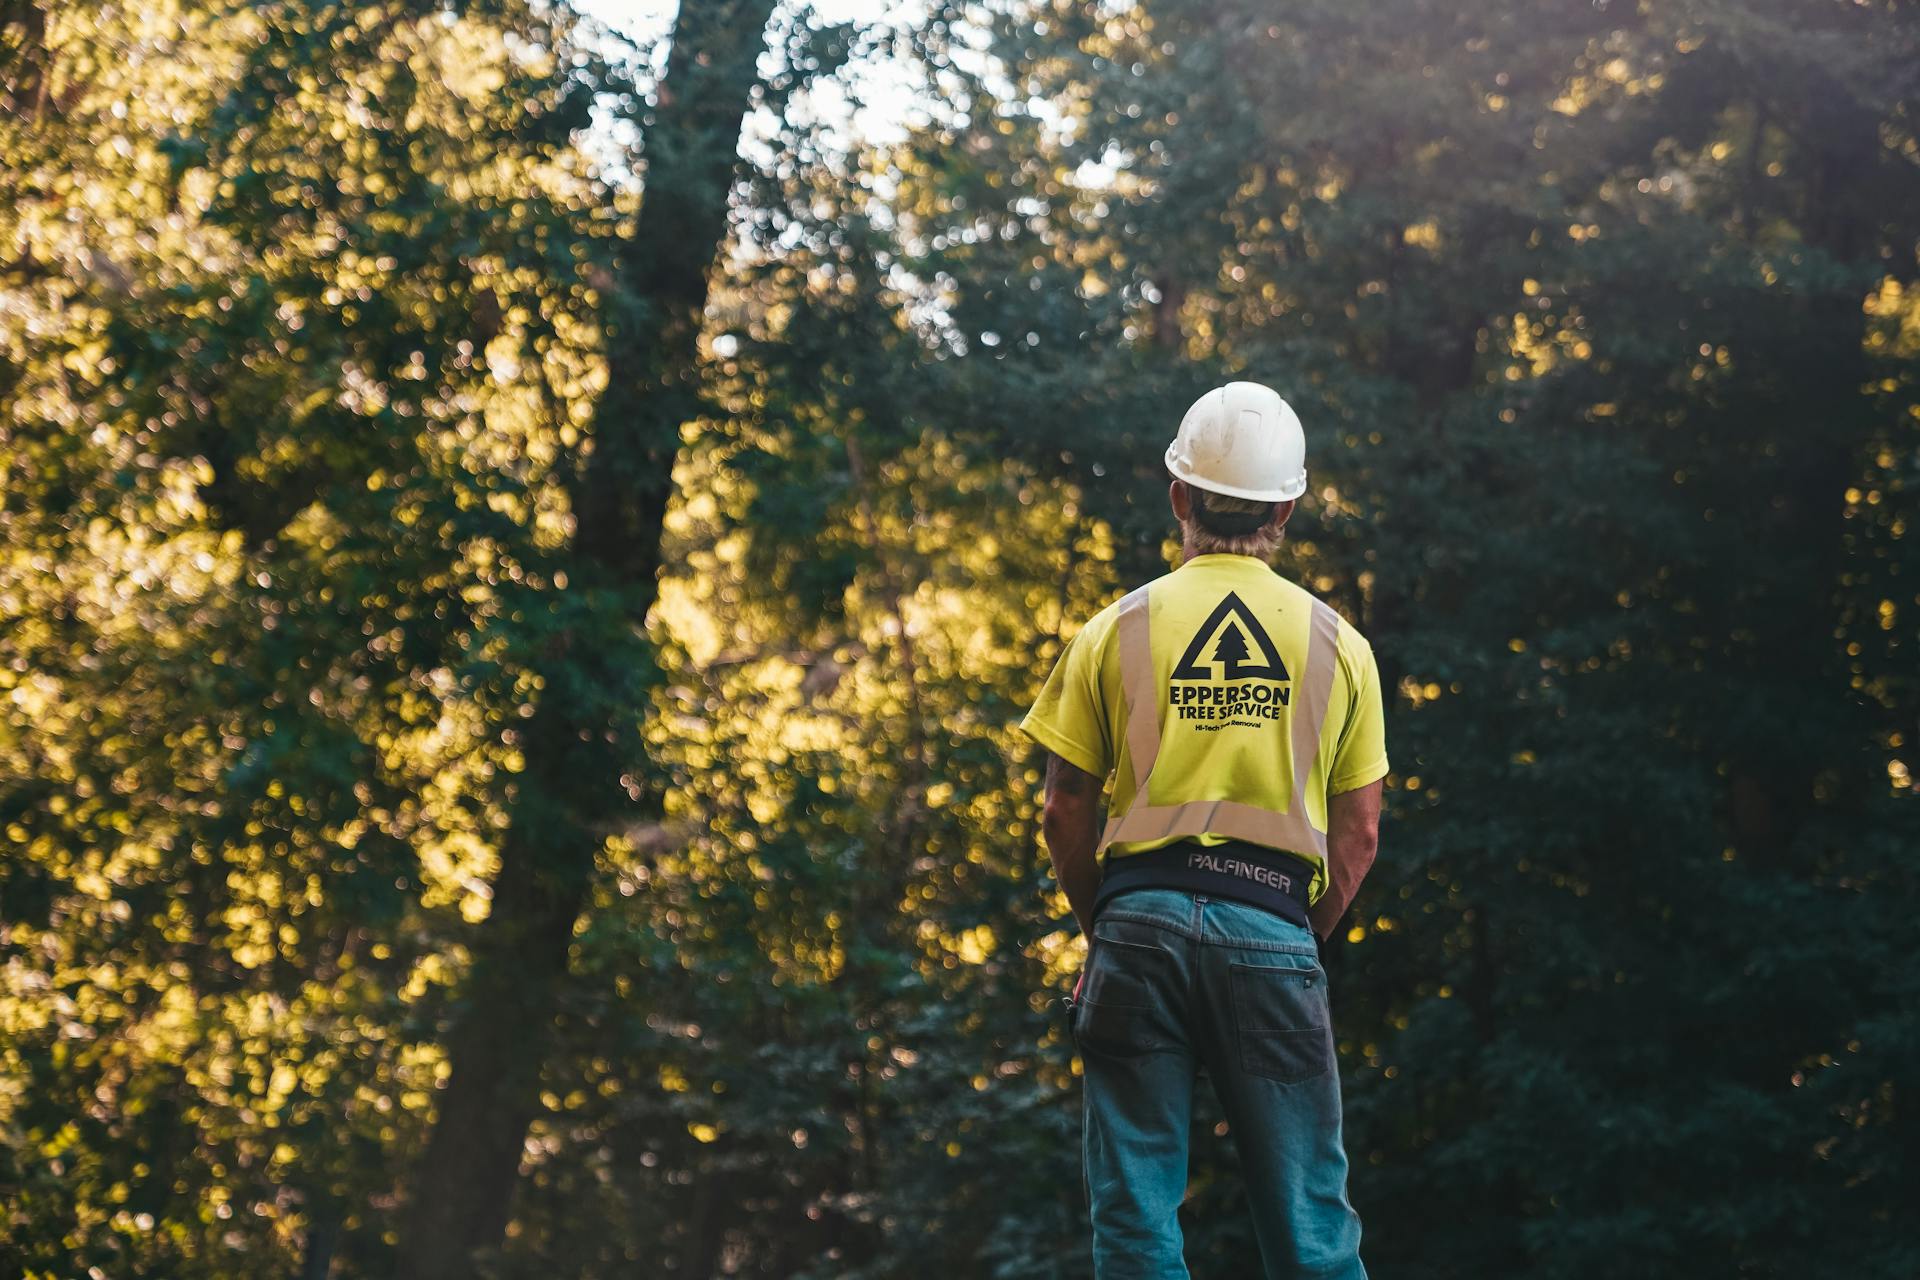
1085, 934, 1173, 1011
1229, 961, 1327, 1031
1229, 961, 1332, 1083
1242, 1028, 1332, 1084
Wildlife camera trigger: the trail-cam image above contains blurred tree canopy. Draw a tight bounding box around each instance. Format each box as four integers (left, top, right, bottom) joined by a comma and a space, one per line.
2, 0, 1916, 1277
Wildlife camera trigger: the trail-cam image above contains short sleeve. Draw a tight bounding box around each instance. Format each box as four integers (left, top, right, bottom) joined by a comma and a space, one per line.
1328, 635, 1388, 794
1019, 622, 1115, 780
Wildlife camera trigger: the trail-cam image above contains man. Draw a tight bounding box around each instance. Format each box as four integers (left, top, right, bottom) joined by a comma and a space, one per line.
1019, 381, 1386, 1279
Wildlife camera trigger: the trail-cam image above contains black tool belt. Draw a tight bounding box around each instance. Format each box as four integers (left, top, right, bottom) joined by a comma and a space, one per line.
1095, 837, 1315, 931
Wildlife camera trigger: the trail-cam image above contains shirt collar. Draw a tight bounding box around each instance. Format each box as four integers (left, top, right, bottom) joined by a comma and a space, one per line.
1175, 552, 1270, 572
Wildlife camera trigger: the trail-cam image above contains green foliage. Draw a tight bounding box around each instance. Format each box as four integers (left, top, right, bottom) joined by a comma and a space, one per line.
3, 0, 1917, 1276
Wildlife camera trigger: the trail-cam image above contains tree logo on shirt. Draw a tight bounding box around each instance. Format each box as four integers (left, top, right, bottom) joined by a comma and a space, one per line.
1172, 592, 1289, 681
1169, 593, 1291, 724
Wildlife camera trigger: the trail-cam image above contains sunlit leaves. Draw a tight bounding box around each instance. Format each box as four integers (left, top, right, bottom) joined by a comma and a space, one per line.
2, 1, 613, 1273
5, 0, 1919, 1274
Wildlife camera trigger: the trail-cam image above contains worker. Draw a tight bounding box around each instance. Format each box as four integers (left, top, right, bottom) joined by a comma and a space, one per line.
1020, 381, 1386, 1279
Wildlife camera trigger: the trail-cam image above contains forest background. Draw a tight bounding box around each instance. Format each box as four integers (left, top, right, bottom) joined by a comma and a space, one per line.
3, 0, 1917, 1276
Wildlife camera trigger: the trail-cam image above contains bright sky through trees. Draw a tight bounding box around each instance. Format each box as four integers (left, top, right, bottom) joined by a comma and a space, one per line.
581, 0, 940, 153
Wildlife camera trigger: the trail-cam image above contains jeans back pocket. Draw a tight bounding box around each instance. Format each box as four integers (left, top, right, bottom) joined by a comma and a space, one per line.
1229, 960, 1333, 1084
1074, 931, 1183, 1059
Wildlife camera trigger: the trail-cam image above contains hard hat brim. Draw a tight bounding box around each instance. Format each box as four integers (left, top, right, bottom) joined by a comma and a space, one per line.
1165, 443, 1307, 503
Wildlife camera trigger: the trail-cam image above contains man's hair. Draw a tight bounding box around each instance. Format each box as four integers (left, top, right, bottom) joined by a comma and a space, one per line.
1180, 484, 1285, 558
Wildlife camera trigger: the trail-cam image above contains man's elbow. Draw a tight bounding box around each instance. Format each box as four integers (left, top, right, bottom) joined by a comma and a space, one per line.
1043, 789, 1092, 823
1326, 788, 1381, 883
1041, 753, 1102, 828
1043, 793, 1097, 847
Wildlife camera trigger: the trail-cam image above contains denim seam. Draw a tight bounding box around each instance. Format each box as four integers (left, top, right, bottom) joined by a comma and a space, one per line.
1094, 914, 1318, 955
1094, 909, 1201, 941
1206, 937, 1318, 956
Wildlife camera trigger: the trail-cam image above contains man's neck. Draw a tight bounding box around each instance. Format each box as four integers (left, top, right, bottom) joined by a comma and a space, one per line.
1179, 543, 1273, 564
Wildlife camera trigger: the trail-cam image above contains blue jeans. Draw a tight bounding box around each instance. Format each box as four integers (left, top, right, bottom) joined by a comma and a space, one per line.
1073, 889, 1366, 1280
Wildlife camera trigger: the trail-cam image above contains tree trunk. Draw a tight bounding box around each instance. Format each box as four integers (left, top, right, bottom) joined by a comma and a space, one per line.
297, 1201, 340, 1280
0, 0, 50, 121
395, 2, 779, 1275
1723, 102, 1884, 870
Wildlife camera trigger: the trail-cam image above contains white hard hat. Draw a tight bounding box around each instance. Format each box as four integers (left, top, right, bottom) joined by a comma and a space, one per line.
1164, 381, 1307, 502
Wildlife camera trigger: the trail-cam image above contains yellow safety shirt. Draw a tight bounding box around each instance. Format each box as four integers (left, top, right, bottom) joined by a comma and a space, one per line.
1020, 553, 1388, 904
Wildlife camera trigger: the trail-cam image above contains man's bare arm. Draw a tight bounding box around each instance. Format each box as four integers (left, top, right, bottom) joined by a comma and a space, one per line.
1041, 751, 1103, 937
1309, 779, 1382, 942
